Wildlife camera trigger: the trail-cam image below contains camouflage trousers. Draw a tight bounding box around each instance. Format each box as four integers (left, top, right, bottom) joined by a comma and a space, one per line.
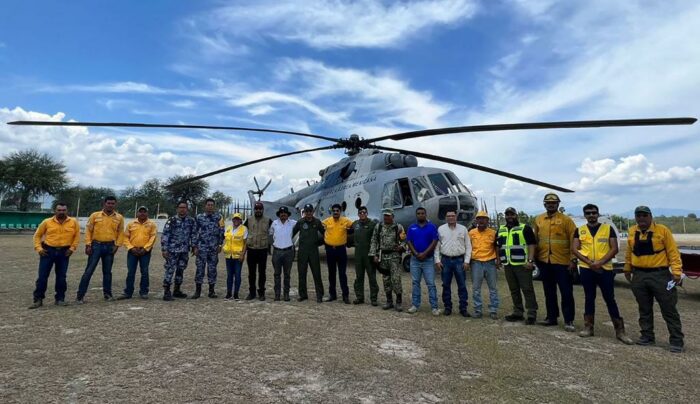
380, 257, 403, 295
163, 252, 189, 287
195, 249, 219, 285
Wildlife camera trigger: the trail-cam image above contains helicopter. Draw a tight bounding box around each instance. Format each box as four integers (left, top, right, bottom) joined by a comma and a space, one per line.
8, 117, 696, 231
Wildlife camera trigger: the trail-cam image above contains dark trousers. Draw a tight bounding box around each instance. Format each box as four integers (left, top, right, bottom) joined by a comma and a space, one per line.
631, 269, 684, 346
537, 261, 575, 323
580, 268, 619, 318
78, 242, 115, 298
226, 258, 243, 295
441, 256, 468, 312
325, 245, 349, 298
272, 247, 294, 295
124, 251, 151, 297
354, 252, 378, 302
298, 250, 323, 299
33, 246, 70, 301
504, 265, 538, 318
246, 248, 268, 296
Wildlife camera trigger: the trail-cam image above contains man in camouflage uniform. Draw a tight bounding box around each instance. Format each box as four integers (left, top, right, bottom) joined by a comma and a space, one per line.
369, 208, 406, 311
161, 201, 197, 301
193, 198, 225, 299
293, 204, 325, 303
352, 206, 379, 306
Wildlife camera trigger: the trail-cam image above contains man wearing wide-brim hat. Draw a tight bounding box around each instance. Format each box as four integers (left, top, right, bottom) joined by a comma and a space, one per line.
624, 205, 685, 353
269, 206, 297, 301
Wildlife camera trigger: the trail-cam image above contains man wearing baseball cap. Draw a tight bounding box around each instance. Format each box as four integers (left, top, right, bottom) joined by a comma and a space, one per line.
624, 206, 684, 352
533, 193, 577, 331
243, 201, 272, 301
118, 206, 156, 300
293, 204, 325, 302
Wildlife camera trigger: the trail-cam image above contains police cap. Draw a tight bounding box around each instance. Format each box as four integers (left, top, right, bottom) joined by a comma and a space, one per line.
303, 203, 314, 212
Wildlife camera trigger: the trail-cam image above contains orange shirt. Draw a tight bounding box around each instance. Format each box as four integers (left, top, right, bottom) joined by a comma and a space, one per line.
469, 227, 498, 261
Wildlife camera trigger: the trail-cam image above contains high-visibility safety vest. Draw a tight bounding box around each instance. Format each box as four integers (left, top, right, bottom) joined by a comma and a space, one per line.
223, 225, 247, 259
497, 225, 528, 266
577, 223, 613, 270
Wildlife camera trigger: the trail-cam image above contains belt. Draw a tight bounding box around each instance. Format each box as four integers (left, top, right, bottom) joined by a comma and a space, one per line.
633, 266, 668, 272
274, 246, 293, 251
443, 255, 464, 259
42, 243, 70, 249
92, 240, 115, 245
381, 249, 400, 254
325, 244, 346, 249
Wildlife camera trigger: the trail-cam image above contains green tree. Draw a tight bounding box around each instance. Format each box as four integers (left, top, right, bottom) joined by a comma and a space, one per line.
0, 149, 68, 211
165, 175, 209, 212
209, 190, 233, 214
119, 178, 171, 217
53, 186, 117, 216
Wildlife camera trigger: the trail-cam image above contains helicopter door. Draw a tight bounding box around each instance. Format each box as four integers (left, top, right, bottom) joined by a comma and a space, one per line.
381, 178, 413, 210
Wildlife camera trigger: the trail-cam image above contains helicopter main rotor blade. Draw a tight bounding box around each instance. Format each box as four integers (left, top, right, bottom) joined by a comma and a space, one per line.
366, 117, 697, 143
7, 120, 339, 142
168, 145, 337, 187
372, 145, 574, 193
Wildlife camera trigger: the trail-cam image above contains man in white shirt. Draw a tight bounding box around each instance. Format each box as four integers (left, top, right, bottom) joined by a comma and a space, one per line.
434, 210, 472, 317
269, 206, 297, 301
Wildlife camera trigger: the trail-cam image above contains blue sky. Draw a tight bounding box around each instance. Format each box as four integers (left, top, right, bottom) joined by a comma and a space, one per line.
1, 0, 699, 215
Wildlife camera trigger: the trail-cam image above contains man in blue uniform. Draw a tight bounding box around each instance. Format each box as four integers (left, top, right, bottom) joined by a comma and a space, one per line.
193, 198, 225, 299
161, 201, 197, 301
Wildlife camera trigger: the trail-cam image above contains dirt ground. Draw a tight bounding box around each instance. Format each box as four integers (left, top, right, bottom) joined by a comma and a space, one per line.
2, 233, 700, 403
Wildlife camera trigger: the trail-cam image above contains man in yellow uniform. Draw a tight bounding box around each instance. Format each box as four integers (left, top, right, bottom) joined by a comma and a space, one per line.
469, 211, 500, 319
29, 202, 80, 308
322, 203, 354, 304
533, 193, 577, 331
76, 196, 125, 303
117, 206, 157, 300
572, 204, 632, 344
624, 206, 684, 353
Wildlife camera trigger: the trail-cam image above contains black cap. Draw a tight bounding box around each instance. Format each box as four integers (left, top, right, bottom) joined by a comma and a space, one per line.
276, 206, 291, 217
634, 206, 652, 215
303, 203, 314, 212
504, 207, 517, 214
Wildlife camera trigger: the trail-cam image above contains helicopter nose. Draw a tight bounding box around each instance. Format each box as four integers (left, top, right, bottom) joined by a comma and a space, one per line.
424, 193, 476, 223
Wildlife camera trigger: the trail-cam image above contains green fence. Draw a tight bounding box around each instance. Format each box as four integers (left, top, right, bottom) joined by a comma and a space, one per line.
0, 211, 52, 230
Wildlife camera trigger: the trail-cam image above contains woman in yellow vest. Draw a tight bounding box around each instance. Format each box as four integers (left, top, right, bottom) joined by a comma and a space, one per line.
572, 204, 633, 344
223, 213, 248, 300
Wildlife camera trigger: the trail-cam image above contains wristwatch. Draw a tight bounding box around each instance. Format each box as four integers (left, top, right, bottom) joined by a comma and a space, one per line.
527, 259, 535, 263
571, 258, 579, 264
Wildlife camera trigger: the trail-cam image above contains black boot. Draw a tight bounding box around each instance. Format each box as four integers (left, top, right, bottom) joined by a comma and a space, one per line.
225, 289, 233, 299
191, 283, 202, 299
28, 298, 43, 309
258, 291, 266, 301
395, 293, 403, 312
382, 292, 394, 310
208, 284, 218, 298
163, 285, 174, 301
173, 284, 187, 298
245, 291, 256, 300
274, 292, 281, 301
233, 292, 239, 300
283, 291, 290, 301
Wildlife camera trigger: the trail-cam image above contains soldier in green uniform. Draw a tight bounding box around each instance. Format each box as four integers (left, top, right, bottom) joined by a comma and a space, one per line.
369, 208, 406, 311
293, 204, 325, 303
352, 206, 378, 306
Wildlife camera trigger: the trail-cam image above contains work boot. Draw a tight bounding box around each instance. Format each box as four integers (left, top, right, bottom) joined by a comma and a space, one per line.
370, 299, 378, 307
259, 292, 266, 301
245, 293, 255, 300
233, 292, 239, 300
352, 298, 364, 305
395, 294, 403, 312
382, 292, 394, 310
28, 298, 43, 309
612, 317, 634, 345
191, 283, 202, 299
283, 291, 290, 302
173, 284, 187, 299
225, 289, 233, 300
579, 315, 594, 337
274, 293, 281, 301
163, 286, 174, 301
208, 284, 218, 298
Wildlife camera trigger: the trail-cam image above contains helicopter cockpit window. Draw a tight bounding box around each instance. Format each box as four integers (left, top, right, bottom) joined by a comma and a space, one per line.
428, 173, 452, 195
382, 181, 403, 209
446, 172, 470, 193
411, 177, 434, 203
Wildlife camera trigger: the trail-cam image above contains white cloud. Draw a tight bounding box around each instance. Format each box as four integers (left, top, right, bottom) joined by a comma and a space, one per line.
170, 99, 196, 108
192, 0, 478, 50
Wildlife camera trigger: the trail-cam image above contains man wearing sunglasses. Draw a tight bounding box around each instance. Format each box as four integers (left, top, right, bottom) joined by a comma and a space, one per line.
322, 203, 354, 304
624, 206, 684, 353
572, 204, 633, 344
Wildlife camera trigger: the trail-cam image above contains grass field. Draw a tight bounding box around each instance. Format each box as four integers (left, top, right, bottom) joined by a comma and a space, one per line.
2, 234, 699, 403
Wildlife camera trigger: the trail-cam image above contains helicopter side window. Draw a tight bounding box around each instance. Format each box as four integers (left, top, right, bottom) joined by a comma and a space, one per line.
446, 172, 469, 193
382, 181, 403, 209
428, 173, 452, 195
411, 177, 434, 203
397, 178, 413, 207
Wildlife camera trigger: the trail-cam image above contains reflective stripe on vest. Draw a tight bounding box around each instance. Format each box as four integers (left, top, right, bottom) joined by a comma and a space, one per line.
223, 225, 246, 258
577, 223, 613, 270
497, 225, 528, 266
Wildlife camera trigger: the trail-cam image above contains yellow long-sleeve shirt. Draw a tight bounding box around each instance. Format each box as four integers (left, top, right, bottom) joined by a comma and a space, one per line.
124, 219, 157, 251
322, 216, 354, 246
533, 211, 576, 265
625, 222, 683, 277
33, 216, 81, 252
85, 210, 125, 245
